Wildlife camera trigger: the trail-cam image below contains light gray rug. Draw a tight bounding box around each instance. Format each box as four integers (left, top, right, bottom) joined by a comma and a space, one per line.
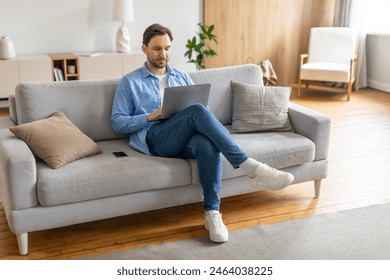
84, 203, 390, 260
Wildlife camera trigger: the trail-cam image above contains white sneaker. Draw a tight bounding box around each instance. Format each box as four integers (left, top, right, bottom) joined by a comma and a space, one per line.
204, 210, 229, 243
251, 162, 294, 191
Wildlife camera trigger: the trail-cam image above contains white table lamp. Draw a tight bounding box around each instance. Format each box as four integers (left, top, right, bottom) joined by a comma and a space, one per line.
112, 0, 134, 53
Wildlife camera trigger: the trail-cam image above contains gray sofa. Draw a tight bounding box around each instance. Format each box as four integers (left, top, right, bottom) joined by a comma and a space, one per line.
0, 64, 330, 255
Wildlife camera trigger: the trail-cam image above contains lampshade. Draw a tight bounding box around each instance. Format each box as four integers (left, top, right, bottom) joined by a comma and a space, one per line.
112, 0, 134, 22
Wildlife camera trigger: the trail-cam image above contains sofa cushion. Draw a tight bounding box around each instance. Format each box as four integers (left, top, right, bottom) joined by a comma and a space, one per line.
189, 130, 315, 184
188, 64, 263, 125
231, 81, 294, 133
15, 79, 125, 141
9, 111, 102, 169
36, 139, 192, 206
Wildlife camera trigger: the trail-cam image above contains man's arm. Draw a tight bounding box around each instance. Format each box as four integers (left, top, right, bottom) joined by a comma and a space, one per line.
111, 78, 151, 134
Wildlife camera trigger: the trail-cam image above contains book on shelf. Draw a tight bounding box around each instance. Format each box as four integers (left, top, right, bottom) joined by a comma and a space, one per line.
53, 68, 59, 81
53, 68, 65, 81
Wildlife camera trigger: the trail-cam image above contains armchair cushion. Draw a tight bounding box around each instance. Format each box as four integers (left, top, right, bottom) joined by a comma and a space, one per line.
9, 111, 102, 169
230, 81, 294, 133
300, 62, 351, 82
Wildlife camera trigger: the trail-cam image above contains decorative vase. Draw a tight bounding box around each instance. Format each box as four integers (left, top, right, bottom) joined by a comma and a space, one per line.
116, 24, 131, 53
0, 36, 16, 59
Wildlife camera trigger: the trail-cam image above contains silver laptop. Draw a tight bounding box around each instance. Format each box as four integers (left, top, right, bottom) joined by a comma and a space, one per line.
160, 83, 211, 119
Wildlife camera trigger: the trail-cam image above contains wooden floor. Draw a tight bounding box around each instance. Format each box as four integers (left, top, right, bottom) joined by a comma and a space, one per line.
1, 87, 390, 260
0, 107, 9, 118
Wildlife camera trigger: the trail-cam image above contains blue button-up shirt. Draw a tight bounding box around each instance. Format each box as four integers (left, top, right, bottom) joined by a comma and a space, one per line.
111, 63, 194, 155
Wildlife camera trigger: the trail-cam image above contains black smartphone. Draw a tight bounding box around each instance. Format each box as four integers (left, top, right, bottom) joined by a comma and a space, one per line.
113, 151, 128, 157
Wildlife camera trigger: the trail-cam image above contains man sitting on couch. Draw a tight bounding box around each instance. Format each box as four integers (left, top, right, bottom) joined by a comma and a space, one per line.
111, 23, 294, 243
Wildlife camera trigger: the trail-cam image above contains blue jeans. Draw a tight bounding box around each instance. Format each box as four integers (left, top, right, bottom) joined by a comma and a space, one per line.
146, 104, 249, 211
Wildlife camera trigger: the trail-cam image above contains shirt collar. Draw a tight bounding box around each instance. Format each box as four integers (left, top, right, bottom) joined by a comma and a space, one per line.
141, 63, 178, 78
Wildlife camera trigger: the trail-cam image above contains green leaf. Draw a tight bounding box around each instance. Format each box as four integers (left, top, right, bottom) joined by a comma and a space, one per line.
194, 43, 204, 52
209, 49, 217, 56
184, 50, 193, 59
208, 24, 214, 34
199, 23, 207, 34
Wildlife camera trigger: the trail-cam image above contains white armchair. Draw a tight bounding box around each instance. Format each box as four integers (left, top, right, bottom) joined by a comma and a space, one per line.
298, 27, 358, 101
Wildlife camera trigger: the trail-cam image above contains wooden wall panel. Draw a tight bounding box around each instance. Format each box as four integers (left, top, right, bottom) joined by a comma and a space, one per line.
204, 0, 336, 85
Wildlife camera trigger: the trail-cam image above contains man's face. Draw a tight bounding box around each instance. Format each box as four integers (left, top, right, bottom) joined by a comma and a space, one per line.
142, 34, 171, 72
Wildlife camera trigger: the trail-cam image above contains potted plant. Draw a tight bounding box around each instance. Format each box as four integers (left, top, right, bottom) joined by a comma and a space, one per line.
184, 23, 217, 70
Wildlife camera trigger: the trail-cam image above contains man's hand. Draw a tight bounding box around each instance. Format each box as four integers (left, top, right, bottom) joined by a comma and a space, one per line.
147, 108, 162, 122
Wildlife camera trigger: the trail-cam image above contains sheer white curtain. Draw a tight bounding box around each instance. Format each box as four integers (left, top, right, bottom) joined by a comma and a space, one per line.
334, 0, 390, 89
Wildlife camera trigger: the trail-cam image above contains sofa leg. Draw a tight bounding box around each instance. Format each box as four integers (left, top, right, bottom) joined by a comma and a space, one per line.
314, 180, 322, 198
17, 233, 28, 255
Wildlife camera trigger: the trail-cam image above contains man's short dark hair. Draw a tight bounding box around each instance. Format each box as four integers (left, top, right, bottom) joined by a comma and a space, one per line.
143, 23, 173, 46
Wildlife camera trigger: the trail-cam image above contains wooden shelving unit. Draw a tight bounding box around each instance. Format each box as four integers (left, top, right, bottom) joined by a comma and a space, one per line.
49, 53, 80, 81
0, 52, 144, 98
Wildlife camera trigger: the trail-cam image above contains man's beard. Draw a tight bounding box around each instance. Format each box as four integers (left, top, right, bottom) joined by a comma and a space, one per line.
150, 57, 168, 69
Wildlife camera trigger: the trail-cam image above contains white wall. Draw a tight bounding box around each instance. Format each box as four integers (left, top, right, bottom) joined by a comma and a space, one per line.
0, 0, 202, 71
366, 33, 390, 93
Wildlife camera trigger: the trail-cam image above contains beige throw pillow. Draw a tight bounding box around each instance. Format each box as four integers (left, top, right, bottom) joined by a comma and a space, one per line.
9, 111, 102, 169
231, 81, 295, 133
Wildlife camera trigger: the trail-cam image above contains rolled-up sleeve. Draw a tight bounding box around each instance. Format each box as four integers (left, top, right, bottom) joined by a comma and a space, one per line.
111, 78, 149, 134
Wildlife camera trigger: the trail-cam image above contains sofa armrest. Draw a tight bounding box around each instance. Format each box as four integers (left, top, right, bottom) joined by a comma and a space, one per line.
0, 117, 15, 130
288, 102, 331, 161
0, 129, 38, 211
8, 95, 18, 125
